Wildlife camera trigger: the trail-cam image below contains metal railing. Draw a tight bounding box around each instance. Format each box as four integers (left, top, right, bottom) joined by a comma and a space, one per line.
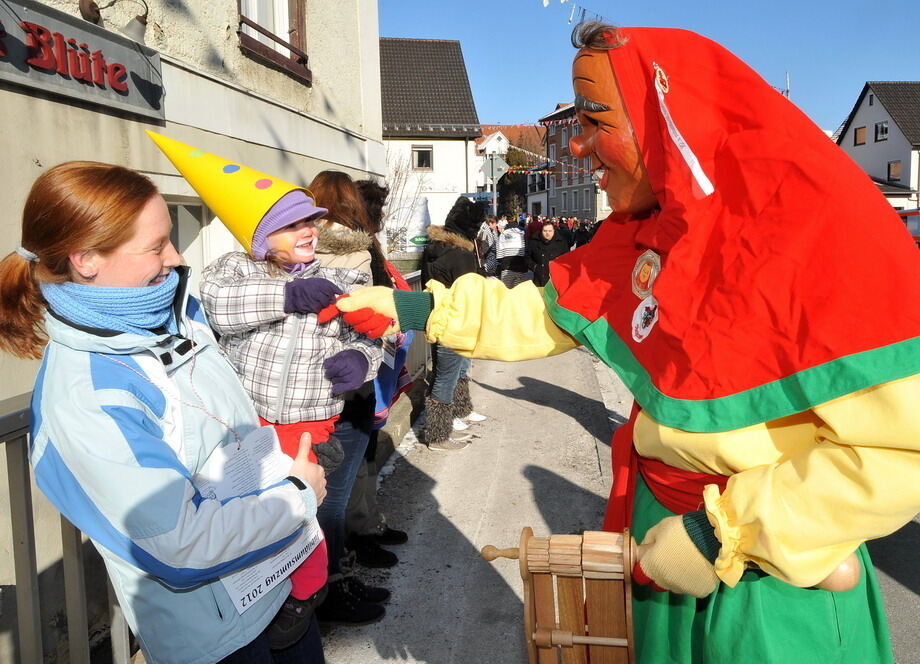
2, 393, 133, 664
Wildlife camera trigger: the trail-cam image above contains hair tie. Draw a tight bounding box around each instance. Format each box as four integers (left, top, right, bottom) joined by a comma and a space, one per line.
15, 245, 39, 262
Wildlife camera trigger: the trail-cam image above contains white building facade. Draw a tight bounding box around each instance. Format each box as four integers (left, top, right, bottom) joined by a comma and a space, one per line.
836, 82, 920, 214
379, 38, 481, 249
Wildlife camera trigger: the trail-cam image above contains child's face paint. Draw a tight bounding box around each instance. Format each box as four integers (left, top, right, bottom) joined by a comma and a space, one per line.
266, 219, 319, 264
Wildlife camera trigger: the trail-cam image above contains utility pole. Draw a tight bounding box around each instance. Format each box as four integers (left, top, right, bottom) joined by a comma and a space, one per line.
490, 152, 497, 216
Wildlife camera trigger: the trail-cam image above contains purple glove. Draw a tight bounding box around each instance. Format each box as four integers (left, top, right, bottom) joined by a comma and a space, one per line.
323, 349, 369, 395
284, 278, 343, 314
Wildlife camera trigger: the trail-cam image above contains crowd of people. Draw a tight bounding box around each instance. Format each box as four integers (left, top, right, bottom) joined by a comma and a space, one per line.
475, 212, 600, 288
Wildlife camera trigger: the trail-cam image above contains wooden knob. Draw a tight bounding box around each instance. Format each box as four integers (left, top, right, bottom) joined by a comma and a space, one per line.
815, 553, 860, 592
481, 545, 520, 562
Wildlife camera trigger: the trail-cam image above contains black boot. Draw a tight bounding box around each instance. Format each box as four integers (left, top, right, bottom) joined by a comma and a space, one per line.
315, 579, 385, 626
267, 586, 327, 649
347, 533, 398, 568
341, 573, 391, 604
373, 526, 408, 546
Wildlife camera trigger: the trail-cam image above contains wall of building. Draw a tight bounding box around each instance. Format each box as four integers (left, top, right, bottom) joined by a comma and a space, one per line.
840, 96, 913, 186
385, 137, 478, 228
0, 2, 384, 660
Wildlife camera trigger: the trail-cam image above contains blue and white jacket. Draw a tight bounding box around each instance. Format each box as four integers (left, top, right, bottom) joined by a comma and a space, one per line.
29, 269, 317, 664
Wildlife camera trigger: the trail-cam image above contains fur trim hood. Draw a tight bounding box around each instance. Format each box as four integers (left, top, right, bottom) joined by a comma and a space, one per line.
316, 221, 374, 256
427, 225, 475, 252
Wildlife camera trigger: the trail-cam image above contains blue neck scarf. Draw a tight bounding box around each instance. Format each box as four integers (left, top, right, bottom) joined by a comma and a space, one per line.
41, 270, 180, 336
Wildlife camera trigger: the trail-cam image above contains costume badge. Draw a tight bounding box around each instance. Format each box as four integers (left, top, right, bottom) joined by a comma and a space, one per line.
631, 250, 661, 298
631, 295, 659, 343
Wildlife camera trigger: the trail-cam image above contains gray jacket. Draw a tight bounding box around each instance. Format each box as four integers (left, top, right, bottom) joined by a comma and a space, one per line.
199, 252, 382, 424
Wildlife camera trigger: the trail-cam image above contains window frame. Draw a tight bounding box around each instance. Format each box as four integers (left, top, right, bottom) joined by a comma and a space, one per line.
237, 0, 312, 85
411, 145, 434, 172
888, 160, 902, 182
853, 126, 866, 146
874, 121, 888, 142
584, 187, 592, 211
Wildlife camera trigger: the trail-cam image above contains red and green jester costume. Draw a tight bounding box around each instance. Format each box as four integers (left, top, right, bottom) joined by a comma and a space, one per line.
337, 26, 920, 664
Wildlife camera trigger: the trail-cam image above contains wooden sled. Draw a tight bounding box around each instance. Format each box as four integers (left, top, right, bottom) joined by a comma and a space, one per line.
482, 527, 636, 664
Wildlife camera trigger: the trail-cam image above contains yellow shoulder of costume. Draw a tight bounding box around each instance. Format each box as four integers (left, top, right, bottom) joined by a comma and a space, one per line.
426, 273, 579, 361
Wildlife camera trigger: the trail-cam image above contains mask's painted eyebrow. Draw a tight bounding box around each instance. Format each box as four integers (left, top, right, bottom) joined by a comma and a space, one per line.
574, 94, 609, 113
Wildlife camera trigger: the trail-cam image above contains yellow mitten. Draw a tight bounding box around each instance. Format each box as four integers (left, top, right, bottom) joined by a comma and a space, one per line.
335, 287, 433, 337
634, 512, 721, 597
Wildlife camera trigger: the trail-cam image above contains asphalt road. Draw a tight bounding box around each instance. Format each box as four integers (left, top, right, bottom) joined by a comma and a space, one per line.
322, 348, 920, 663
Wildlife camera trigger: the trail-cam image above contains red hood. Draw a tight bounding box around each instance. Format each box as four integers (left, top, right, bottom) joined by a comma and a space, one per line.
548, 27, 920, 432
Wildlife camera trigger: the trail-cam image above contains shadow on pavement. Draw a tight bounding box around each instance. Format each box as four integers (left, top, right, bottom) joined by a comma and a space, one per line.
524, 465, 607, 535
324, 453, 525, 662
476, 375, 614, 446
867, 520, 920, 596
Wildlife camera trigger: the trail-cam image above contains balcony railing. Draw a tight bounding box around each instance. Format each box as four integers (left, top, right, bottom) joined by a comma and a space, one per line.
2, 273, 426, 663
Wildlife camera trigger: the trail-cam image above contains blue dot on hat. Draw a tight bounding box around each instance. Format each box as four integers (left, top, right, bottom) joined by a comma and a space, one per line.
223, 164, 241, 174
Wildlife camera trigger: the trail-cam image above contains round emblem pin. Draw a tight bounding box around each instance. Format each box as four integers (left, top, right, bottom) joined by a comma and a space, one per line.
631, 295, 659, 343
631, 249, 661, 299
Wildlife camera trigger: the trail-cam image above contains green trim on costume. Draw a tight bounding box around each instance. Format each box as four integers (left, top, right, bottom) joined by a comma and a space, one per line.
393, 290, 433, 331
543, 280, 920, 432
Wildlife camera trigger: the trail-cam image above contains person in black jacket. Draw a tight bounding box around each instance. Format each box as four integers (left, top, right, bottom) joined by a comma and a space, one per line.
421, 197, 488, 451
527, 221, 570, 287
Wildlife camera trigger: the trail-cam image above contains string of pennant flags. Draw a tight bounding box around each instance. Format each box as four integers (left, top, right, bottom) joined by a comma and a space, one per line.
506, 144, 594, 174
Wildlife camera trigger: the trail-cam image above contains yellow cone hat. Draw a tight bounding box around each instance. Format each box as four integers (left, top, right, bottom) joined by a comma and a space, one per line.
146, 131, 313, 254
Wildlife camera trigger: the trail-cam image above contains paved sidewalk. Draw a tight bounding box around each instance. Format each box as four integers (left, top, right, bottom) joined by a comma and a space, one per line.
323, 348, 617, 663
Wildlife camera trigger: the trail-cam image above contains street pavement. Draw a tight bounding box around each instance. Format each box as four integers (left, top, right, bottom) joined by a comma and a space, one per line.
322, 347, 920, 663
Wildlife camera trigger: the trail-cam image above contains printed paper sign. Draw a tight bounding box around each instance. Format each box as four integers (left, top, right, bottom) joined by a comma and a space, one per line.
194, 426, 323, 613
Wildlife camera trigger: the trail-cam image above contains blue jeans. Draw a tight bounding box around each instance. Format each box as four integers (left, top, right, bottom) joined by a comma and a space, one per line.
316, 419, 369, 575
430, 344, 470, 403
217, 615, 323, 663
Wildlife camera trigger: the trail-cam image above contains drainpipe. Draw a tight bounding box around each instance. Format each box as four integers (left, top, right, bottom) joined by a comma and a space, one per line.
464, 138, 469, 193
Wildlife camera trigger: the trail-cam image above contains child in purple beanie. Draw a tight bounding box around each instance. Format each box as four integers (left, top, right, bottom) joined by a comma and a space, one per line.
199, 188, 383, 649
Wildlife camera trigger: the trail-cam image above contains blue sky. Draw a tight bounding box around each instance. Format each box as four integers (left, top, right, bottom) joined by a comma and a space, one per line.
379, 0, 919, 132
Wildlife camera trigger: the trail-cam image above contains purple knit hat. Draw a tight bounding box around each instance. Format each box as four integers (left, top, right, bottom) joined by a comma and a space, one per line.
250, 190, 327, 260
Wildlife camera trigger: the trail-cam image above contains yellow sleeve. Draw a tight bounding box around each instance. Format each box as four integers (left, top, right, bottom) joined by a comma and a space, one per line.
425, 273, 579, 360
704, 374, 920, 587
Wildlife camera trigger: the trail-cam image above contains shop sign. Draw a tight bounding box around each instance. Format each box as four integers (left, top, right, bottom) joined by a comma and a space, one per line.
0, 0, 164, 120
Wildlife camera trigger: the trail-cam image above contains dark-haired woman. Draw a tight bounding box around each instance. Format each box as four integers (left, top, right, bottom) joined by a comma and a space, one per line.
0, 162, 327, 663
308, 170, 391, 626
343, 179, 413, 571
526, 222, 569, 287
